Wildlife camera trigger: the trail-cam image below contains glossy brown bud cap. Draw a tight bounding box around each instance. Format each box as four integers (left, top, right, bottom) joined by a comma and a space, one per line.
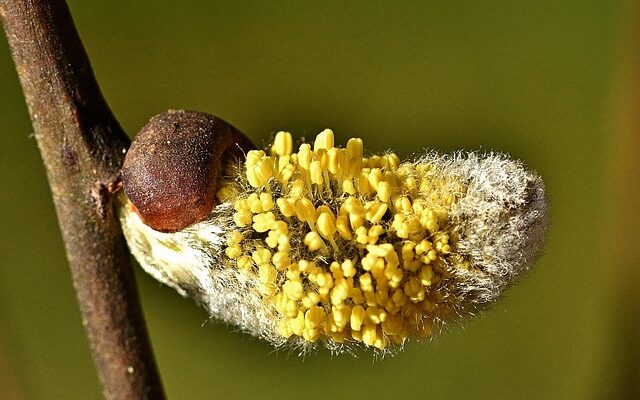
122, 110, 254, 232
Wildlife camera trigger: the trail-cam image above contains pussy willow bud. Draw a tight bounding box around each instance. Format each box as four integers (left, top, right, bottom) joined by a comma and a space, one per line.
118, 119, 548, 354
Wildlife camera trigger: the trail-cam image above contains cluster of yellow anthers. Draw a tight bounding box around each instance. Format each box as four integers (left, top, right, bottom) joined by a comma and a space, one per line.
217, 130, 468, 350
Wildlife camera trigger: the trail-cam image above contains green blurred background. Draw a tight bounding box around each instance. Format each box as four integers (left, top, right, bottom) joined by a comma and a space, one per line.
1, 1, 637, 399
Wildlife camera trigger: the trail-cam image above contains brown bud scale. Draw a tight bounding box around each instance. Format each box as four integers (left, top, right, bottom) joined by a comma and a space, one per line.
122, 110, 253, 232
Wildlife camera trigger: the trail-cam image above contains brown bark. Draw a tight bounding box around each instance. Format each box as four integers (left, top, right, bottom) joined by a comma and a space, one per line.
0, 1, 164, 398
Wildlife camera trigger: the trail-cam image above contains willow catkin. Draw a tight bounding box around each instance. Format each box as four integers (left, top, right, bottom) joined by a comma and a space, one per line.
118, 129, 547, 355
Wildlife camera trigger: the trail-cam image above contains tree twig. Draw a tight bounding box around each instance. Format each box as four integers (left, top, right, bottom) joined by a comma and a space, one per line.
0, 1, 165, 398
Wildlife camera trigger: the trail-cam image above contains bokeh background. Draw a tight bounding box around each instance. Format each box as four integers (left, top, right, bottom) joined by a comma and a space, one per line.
1, 1, 638, 399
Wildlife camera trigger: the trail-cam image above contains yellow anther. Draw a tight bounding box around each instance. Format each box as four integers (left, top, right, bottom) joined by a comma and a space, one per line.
391, 288, 408, 306
233, 198, 249, 212
394, 196, 412, 212
236, 255, 253, 271
272, 220, 288, 233
415, 239, 432, 255
385, 249, 400, 269
317, 212, 337, 239
297, 143, 312, 169
305, 306, 326, 329
366, 306, 387, 324
307, 265, 323, 282
277, 154, 290, 171
367, 243, 394, 258
302, 327, 321, 342
392, 214, 408, 238
226, 231, 243, 245
245, 149, 264, 167
403, 276, 426, 303
350, 305, 366, 331
420, 208, 439, 233
295, 198, 317, 223
425, 249, 438, 262
346, 137, 363, 159
278, 163, 295, 184
342, 179, 356, 194
309, 160, 323, 185
359, 273, 373, 292
355, 226, 369, 244
367, 225, 384, 244
350, 214, 365, 230
315, 148, 328, 169
275, 294, 298, 317
404, 260, 422, 273
377, 181, 392, 202
401, 242, 415, 262
361, 323, 377, 346
332, 305, 351, 329
225, 244, 242, 259
304, 231, 324, 252
247, 193, 263, 213
343, 197, 365, 216
298, 260, 313, 272
419, 265, 434, 286
314, 129, 335, 151
233, 209, 252, 227
272, 131, 293, 156
285, 262, 300, 276
259, 192, 274, 211
283, 279, 304, 300
272, 251, 290, 270
302, 291, 321, 308
388, 268, 404, 289
277, 235, 290, 252
357, 169, 372, 194
368, 168, 382, 189
252, 248, 272, 265
316, 272, 334, 293
330, 280, 349, 305
365, 201, 388, 223
252, 212, 276, 233
315, 204, 332, 215
338, 148, 352, 171
327, 148, 339, 174
258, 265, 277, 296
341, 260, 356, 278
329, 261, 342, 276
253, 158, 275, 187
335, 215, 352, 239
383, 153, 401, 170
361, 253, 378, 272
364, 291, 378, 308
276, 197, 296, 217
371, 260, 389, 282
